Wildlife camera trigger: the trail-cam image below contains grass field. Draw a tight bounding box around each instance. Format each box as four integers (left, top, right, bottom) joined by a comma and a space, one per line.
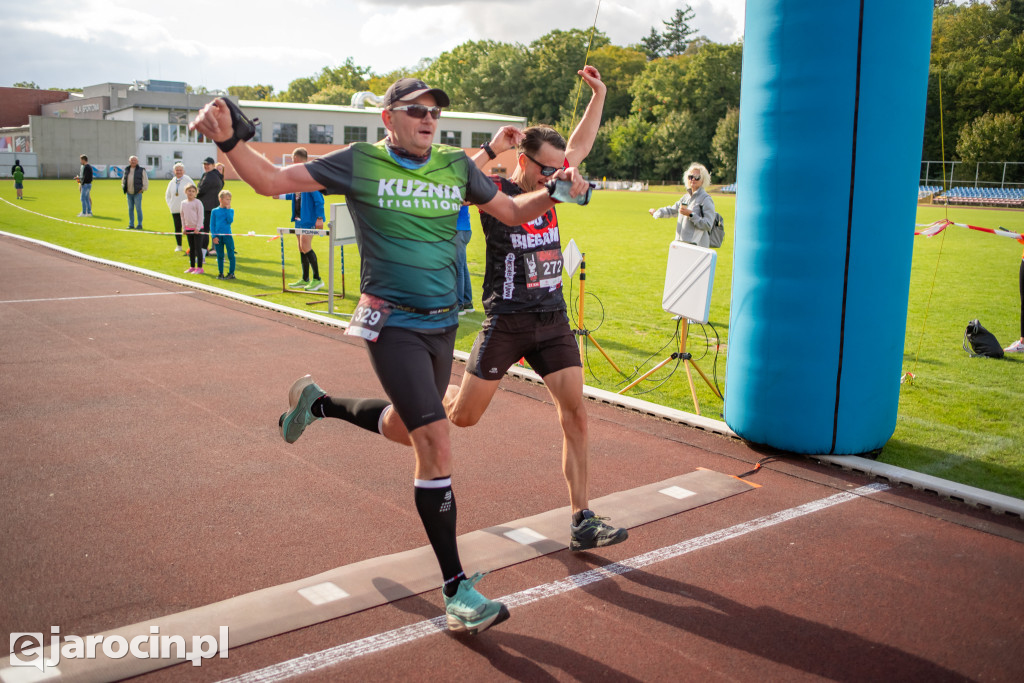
2, 179, 1022, 500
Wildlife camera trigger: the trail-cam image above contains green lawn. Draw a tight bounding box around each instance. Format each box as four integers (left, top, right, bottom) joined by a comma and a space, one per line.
3, 180, 1022, 499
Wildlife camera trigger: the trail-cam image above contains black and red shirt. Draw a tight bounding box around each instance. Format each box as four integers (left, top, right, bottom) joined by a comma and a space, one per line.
479, 176, 567, 315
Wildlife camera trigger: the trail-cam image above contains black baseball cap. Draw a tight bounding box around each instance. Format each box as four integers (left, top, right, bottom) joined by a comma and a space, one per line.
203, 157, 216, 164
382, 78, 450, 108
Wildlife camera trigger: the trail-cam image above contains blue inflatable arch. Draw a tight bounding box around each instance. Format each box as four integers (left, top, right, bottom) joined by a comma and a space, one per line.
724, 0, 934, 454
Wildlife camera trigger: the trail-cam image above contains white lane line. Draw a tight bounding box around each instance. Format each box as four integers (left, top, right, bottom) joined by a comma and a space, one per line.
220, 483, 889, 683
0, 292, 194, 304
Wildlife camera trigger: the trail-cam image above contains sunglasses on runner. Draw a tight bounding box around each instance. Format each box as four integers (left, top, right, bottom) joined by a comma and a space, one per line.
389, 104, 443, 120
524, 152, 560, 177
687, 174, 702, 181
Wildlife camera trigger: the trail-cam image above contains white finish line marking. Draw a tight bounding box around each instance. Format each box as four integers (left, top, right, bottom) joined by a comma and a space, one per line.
0, 292, 193, 304
219, 483, 889, 683
503, 527, 549, 545
660, 485, 698, 500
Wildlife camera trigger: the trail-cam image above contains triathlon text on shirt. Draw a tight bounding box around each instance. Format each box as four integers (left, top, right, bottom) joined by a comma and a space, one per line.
376, 179, 464, 210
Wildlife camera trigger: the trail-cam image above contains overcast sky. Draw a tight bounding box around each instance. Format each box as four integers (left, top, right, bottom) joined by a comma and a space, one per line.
2, 0, 745, 93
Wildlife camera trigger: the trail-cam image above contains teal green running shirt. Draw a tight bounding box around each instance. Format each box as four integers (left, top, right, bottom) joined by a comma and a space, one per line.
307, 141, 497, 329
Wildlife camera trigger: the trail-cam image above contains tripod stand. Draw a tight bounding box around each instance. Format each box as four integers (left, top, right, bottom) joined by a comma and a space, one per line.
573, 253, 623, 374
617, 316, 721, 415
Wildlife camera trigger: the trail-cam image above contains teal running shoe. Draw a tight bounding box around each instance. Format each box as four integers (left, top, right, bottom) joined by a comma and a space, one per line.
569, 510, 628, 552
443, 572, 510, 635
279, 375, 325, 444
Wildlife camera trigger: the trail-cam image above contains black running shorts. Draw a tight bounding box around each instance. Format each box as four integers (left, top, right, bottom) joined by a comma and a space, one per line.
467, 311, 582, 381
364, 325, 457, 432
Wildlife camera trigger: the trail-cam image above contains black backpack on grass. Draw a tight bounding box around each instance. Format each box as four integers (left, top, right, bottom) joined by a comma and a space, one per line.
963, 319, 1004, 358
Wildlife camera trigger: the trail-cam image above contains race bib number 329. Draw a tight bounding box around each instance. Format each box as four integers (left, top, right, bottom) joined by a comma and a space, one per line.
345, 293, 393, 342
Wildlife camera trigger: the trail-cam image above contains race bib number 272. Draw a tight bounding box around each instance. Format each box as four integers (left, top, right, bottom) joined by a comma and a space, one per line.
523, 248, 563, 290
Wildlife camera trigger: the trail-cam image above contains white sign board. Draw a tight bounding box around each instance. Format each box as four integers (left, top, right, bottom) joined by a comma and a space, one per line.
329, 202, 357, 246
563, 238, 582, 278
662, 241, 716, 323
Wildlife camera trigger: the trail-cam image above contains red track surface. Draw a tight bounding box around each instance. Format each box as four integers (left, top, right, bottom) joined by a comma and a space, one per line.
2, 235, 1022, 682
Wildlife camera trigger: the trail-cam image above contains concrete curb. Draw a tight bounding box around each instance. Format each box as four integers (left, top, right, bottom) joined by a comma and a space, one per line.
5, 230, 1022, 519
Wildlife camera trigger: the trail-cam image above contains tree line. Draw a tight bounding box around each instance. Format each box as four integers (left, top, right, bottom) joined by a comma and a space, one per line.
15, 3, 1023, 184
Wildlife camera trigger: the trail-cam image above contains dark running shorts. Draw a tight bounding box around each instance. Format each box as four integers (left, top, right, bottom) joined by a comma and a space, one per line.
467, 311, 582, 380
364, 325, 457, 432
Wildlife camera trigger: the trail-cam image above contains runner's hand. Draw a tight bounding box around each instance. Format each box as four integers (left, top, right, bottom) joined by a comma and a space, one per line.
190, 99, 234, 144
579, 65, 606, 97
490, 126, 524, 155
553, 166, 590, 199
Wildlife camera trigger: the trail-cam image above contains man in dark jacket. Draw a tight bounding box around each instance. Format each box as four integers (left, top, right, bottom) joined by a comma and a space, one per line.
75, 154, 93, 217
196, 157, 224, 254
121, 156, 149, 229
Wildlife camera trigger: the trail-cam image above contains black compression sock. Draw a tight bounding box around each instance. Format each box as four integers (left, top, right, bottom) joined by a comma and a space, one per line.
307, 250, 320, 280
414, 478, 464, 596
300, 251, 310, 281
312, 396, 390, 434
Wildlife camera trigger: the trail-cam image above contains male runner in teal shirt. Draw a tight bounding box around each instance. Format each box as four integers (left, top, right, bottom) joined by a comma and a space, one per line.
191, 79, 590, 635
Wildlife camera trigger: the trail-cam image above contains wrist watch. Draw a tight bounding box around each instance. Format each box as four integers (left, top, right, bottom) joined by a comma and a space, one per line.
480, 142, 497, 160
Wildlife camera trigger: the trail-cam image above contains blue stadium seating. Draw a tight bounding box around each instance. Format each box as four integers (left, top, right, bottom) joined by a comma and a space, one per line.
929, 186, 1023, 207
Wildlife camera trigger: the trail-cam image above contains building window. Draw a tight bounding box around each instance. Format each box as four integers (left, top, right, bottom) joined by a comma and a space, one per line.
146, 156, 161, 169
440, 130, 462, 147
143, 123, 160, 142
377, 127, 387, 142
173, 151, 183, 162
309, 124, 334, 144
471, 132, 491, 148
273, 123, 298, 143
252, 122, 262, 143
344, 126, 367, 144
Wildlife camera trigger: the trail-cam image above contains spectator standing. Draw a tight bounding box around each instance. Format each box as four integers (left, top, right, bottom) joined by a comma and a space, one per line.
75, 154, 93, 217
196, 156, 224, 256
455, 204, 473, 314
210, 190, 236, 280
649, 163, 716, 247
121, 156, 149, 229
180, 184, 205, 274
165, 163, 195, 252
12, 159, 24, 200
279, 147, 325, 291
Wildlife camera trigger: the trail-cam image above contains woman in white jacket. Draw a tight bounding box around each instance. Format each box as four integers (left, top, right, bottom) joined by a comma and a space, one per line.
649, 162, 716, 247
165, 163, 196, 252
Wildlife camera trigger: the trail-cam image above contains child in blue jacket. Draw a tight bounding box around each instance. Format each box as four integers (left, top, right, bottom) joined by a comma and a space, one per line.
210, 190, 236, 279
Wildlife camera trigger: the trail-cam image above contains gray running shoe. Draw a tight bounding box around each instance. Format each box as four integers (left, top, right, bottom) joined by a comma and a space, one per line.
279, 375, 325, 444
570, 510, 628, 552
443, 572, 510, 635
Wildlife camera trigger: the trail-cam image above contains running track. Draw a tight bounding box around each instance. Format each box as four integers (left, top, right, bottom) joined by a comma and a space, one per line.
1, 234, 1022, 682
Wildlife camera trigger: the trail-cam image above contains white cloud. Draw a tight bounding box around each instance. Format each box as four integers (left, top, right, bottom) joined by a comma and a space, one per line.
2, 0, 746, 90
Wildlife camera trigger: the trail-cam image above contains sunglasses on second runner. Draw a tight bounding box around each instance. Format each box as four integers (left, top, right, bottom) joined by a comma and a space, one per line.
389, 104, 443, 120
523, 152, 560, 177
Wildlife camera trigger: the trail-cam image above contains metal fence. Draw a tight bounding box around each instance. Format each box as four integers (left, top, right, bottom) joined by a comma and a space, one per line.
920, 161, 1024, 189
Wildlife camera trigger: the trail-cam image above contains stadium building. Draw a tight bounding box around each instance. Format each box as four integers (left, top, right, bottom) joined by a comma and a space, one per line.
0, 81, 524, 181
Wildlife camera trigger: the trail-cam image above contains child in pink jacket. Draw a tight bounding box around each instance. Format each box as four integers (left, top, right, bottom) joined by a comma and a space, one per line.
180, 184, 205, 273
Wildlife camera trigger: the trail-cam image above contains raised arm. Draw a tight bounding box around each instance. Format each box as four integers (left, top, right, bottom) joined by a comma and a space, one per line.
190, 99, 324, 196
477, 167, 590, 226
565, 66, 606, 167
471, 126, 524, 171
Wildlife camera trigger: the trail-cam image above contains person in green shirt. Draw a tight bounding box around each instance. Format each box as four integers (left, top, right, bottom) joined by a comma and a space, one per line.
12, 159, 24, 200
191, 79, 591, 636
